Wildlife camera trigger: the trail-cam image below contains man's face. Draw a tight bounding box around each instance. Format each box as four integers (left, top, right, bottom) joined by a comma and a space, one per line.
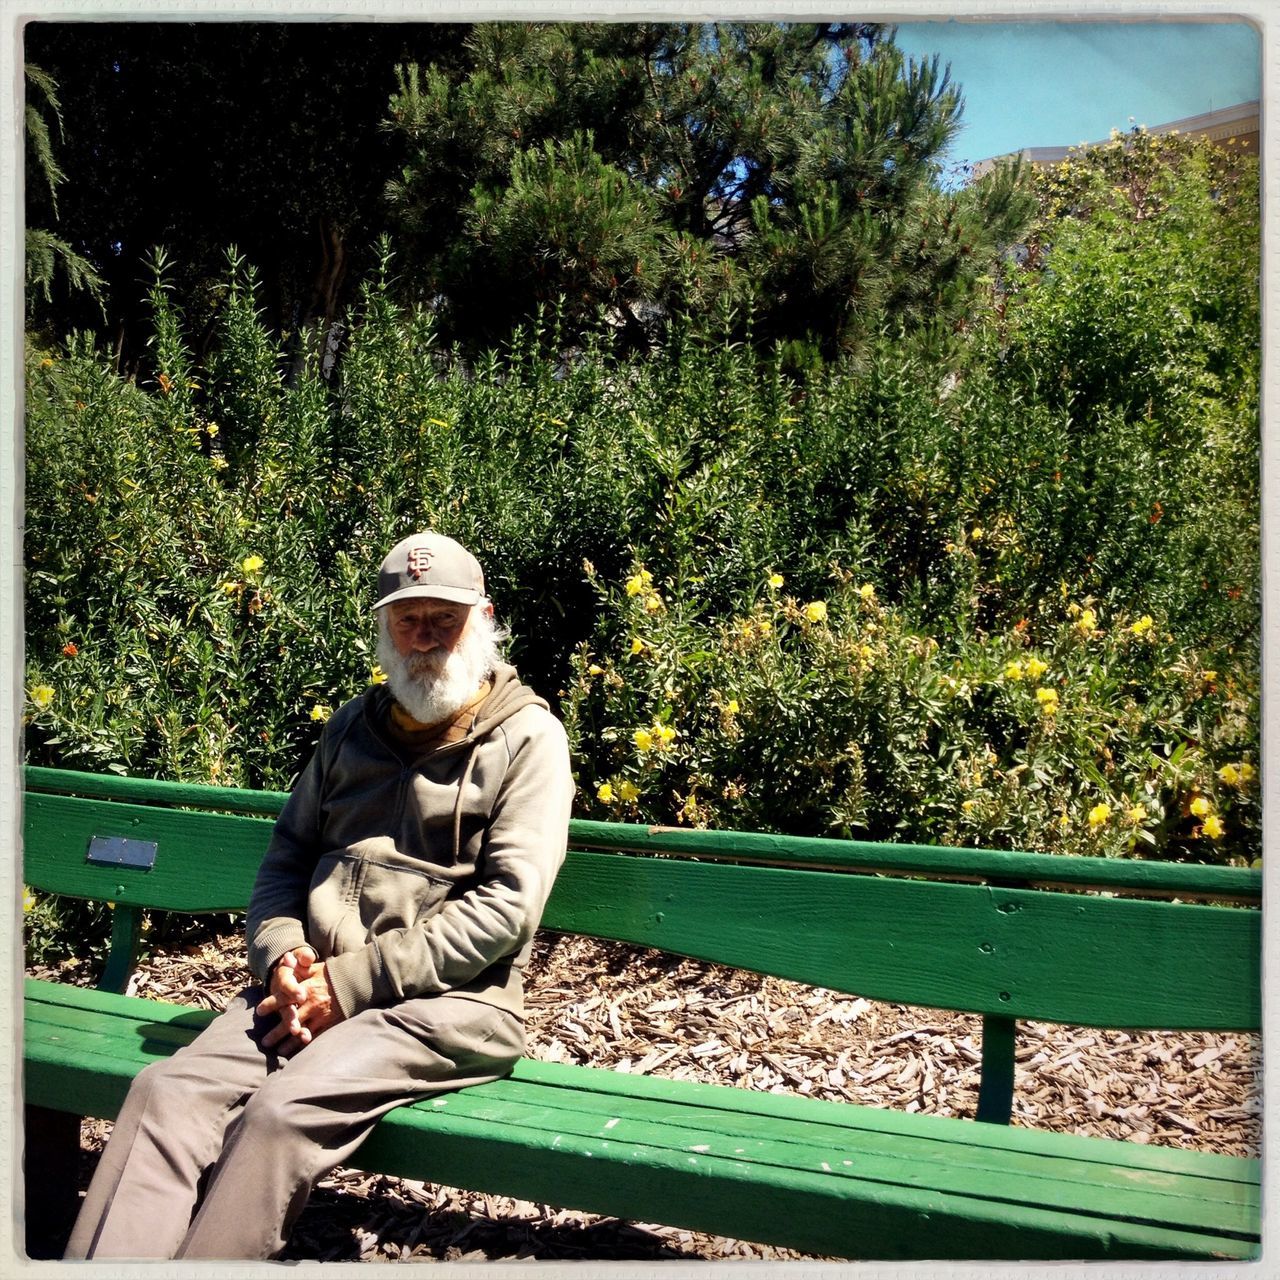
386, 598, 474, 662
378, 597, 497, 725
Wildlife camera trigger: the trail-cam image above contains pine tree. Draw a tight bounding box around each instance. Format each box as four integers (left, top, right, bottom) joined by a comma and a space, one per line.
384, 22, 1035, 361
24, 63, 104, 327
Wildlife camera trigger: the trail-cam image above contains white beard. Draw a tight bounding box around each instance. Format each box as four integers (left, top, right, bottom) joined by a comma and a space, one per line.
377, 611, 499, 726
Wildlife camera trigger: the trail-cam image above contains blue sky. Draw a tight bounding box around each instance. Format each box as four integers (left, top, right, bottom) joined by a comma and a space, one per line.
891, 20, 1261, 171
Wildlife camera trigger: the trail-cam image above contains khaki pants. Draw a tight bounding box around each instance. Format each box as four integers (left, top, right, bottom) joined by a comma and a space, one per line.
64, 986, 524, 1260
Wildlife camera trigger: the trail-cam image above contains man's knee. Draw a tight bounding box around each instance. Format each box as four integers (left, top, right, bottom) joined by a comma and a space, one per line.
128, 1056, 194, 1114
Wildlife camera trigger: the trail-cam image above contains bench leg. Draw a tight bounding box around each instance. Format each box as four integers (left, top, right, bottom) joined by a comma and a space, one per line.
24, 1105, 83, 1259
976, 1014, 1017, 1124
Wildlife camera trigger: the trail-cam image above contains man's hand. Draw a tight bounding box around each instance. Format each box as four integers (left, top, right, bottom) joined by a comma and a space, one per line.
256, 946, 345, 1055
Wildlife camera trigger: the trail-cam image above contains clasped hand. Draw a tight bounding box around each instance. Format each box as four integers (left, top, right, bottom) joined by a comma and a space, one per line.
255, 946, 344, 1056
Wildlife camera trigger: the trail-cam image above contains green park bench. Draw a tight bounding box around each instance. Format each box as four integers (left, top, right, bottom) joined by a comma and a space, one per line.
22, 765, 1261, 1261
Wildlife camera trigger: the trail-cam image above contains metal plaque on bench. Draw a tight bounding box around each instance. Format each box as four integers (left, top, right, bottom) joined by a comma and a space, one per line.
86, 836, 158, 871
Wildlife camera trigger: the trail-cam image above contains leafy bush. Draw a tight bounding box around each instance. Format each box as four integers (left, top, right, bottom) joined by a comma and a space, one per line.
566, 563, 1258, 862
23, 128, 1259, 888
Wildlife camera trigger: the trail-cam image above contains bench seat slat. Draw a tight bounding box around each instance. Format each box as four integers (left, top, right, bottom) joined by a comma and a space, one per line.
421, 1084, 1257, 1235
508, 1055, 1260, 1182
467, 1076, 1257, 1210
23, 980, 1259, 1261
23, 978, 1260, 1186
357, 1099, 1257, 1261
24, 991, 1257, 1207
27, 1012, 1253, 1240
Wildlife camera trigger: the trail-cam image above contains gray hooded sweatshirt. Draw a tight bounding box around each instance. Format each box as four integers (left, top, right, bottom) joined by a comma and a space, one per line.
246, 664, 574, 1019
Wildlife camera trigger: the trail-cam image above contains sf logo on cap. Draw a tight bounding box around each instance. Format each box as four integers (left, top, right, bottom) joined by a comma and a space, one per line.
406, 546, 434, 580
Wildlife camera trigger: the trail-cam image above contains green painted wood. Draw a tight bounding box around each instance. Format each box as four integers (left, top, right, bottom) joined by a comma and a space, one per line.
98, 905, 144, 994
543, 852, 1261, 1029
28, 794, 1261, 1031
976, 1014, 1017, 1124
567, 819, 1262, 899
467, 1073, 1257, 1202
24, 765, 290, 815
24, 979, 1258, 1201
20, 979, 1259, 1188
22, 980, 1259, 1261
20, 765, 1263, 1258
355, 1101, 1256, 1261
418, 1080, 1258, 1233
23, 987, 1253, 1222
25, 767, 1263, 900
22, 793, 270, 911
504, 1057, 1259, 1185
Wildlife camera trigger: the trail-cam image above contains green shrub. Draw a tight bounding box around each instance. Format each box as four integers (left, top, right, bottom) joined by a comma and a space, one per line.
566, 562, 1259, 863
22, 139, 1258, 869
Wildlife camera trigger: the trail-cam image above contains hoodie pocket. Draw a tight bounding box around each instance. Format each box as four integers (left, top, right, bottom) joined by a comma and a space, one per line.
307, 839, 452, 958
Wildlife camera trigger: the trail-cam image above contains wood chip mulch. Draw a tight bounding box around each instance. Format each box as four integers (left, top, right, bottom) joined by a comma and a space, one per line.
31, 928, 1261, 1263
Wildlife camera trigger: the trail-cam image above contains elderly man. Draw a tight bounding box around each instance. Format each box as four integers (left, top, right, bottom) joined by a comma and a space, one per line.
66, 532, 575, 1259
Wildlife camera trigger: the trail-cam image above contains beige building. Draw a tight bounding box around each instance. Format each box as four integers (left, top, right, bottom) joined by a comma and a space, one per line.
973, 100, 1259, 176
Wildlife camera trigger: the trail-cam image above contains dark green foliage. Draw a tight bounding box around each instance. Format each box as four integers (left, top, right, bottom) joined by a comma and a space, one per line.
384, 22, 1036, 360
22, 22, 469, 367
24, 62, 104, 328
22, 131, 1259, 867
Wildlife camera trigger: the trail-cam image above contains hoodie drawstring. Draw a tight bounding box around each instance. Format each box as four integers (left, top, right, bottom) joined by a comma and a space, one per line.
452, 714, 482, 861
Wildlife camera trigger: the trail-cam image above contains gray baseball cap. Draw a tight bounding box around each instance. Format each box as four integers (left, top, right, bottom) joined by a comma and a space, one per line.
374, 532, 486, 610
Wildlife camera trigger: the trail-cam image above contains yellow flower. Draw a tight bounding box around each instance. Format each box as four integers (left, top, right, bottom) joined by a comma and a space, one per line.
241, 554, 265, 575
30, 685, 55, 710
860, 644, 875, 660
757, 618, 773, 634
1217, 763, 1241, 787
1024, 657, 1048, 680
588, 663, 605, 676
211, 457, 229, 471
1003, 662, 1024, 681
1075, 608, 1097, 636
643, 593, 664, 613
725, 699, 739, 715
961, 799, 977, 812
1125, 805, 1148, 825
1202, 814, 1225, 840
629, 637, 646, 656
655, 724, 676, 747
633, 728, 654, 752
625, 569, 653, 597
1087, 803, 1111, 828
597, 782, 616, 804
1189, 796, 1211, 818
1129, 615, 1154, 636
205, 422, 220, 438
618, 780, 640, 803
803, 601, 828, 624
371, 665, 388, 685
23, 889, 37, 912
1239, 763, 1256, 784
859, 583, 876, 602
1035, 687, 1059, 715
970, 526, 984, 542
220, 580, 240, 594
768, 573, 784, 589
310, 703, 332, 723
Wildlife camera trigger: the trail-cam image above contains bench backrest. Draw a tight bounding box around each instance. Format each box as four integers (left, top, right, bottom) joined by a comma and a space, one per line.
24, 766, 1261, 1033
24, 766, 1261, 1124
